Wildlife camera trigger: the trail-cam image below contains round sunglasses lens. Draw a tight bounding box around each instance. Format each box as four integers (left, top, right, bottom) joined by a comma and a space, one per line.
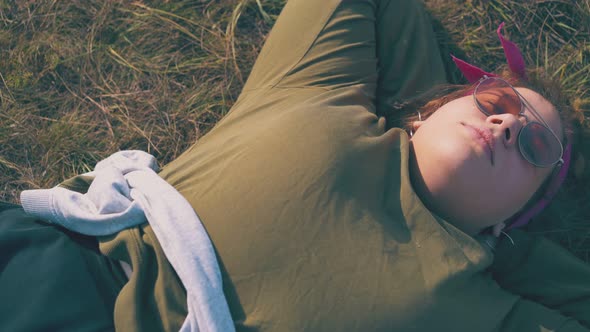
518, 122, 562, 167
475, 79, 522, 116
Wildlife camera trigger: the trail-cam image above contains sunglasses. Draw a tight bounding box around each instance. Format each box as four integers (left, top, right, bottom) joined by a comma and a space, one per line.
473, 76, 564, 167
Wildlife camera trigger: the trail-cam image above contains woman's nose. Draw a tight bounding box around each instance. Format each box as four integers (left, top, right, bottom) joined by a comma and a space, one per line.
485, 113, 524, 147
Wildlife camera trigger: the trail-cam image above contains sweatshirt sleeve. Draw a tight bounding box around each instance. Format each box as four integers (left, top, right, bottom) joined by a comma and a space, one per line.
490, 229, 590, 329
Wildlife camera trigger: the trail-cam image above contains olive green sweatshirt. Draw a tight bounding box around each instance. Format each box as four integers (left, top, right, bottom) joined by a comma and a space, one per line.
159, 86, 590, 331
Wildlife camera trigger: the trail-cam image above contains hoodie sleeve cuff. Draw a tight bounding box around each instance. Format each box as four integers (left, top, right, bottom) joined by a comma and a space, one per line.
20, 189, 57, 223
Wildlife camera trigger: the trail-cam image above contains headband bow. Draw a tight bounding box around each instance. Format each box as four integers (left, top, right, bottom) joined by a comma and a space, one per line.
451, 22, 527, 83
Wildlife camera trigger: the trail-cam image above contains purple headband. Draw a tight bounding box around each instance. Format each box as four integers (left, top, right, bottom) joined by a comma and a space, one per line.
452, 22, 572, 229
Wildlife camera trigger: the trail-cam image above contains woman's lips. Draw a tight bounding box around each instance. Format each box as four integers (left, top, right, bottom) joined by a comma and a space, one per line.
462, 123, 495, 165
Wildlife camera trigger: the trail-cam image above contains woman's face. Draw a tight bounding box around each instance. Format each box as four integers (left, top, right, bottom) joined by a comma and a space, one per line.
409, 87, 563, 235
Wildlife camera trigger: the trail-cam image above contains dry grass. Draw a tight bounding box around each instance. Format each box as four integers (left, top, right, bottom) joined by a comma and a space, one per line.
0, 0, 280, 199
1, 0, 589, 260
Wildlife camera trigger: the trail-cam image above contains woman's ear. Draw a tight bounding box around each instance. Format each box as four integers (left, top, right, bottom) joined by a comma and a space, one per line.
412, 121, 425, 133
